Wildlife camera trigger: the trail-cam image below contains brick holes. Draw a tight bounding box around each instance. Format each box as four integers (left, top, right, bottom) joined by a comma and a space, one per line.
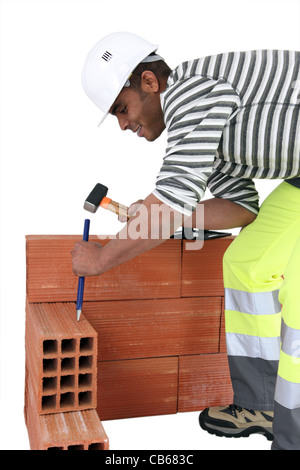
42, 394, 57, 411
46, 442, 105, 451
61, 338, 76, 354
79, 391, 92, 407
79, 373, 92, 389
88, 442, 106, 450
41, 336, 96, 413
80, 337, 94, 353
60, 392, 75, 408
43, 358, 58, 374
79, 355, 93, 371
67, 444, 85, 451
61, 357, 76, 373
43, 376, 57, 393
60, 375, 75, 391
43, 340, 58, 356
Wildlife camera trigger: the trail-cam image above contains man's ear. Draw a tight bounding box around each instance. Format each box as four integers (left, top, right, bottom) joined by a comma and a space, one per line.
140, 70, 160, 93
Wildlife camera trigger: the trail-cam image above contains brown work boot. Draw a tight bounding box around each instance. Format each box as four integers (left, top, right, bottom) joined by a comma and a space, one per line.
199, 404, 274, 440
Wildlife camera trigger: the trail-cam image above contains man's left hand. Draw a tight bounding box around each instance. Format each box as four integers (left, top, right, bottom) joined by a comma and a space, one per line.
71, 241, 103, 277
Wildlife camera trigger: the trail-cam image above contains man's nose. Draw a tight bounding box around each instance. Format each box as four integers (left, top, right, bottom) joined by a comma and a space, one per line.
118, 115, 129, 131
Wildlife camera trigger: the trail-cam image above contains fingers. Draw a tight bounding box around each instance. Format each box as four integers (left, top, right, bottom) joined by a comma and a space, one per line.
118, 199, 144, 223
118, 214, 128, 223
71, 241, 102, 277
128, 199, 144, 215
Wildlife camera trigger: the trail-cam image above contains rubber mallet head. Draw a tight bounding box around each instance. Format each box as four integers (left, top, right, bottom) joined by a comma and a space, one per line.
84, 183, 108, 213
84, 183, 129, 219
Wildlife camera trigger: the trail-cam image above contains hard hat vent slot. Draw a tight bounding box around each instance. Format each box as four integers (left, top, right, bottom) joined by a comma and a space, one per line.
102, 51, 113, 62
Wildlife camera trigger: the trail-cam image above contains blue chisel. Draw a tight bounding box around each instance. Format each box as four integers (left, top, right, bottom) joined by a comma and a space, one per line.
76, 218, 90, 321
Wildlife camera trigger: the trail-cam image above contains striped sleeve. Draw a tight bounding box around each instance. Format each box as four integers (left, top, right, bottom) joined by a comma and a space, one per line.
153, 77, 241, 215
207, 171, 260, 215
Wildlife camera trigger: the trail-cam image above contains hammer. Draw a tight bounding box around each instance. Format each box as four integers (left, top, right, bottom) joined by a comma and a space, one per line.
84, 183, 129, 220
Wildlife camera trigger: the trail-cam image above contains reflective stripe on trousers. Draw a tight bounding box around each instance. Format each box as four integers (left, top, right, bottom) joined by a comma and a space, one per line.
223, 181, 300, 450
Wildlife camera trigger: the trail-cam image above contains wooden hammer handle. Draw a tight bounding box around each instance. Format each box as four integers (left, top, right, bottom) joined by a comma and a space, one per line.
106, 199, 129, 220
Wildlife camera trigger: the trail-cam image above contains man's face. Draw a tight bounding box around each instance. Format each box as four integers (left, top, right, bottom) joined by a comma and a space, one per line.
109, 86, 165, 142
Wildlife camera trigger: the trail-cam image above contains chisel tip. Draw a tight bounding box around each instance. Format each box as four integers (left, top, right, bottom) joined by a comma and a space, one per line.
76, 309, 81, 322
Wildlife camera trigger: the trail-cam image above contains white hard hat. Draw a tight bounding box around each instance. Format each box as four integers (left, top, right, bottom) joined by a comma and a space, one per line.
82, 32, 162, 124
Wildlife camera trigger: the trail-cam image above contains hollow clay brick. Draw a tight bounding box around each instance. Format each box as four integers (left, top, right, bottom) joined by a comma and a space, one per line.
83, 297, 222, 361
178, 353, 233, 412
26, 235, 181, 302
25, 301, 97, 415
182, 237, 234, 297
26, 385, 109, 451
97, 357, 178, 421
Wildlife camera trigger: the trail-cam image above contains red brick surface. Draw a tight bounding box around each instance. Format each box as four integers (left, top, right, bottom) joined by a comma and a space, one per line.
178, 353, 233, 411
97, 357, 178, 420
26, 236, 182, 302
83, 297, 222, 361
182, 237, 233, 297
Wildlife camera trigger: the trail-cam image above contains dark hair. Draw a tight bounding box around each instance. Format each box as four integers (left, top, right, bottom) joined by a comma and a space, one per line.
128, 53, 171, 92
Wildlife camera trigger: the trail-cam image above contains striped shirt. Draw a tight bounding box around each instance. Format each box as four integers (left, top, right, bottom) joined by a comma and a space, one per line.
153, 50, 300, 215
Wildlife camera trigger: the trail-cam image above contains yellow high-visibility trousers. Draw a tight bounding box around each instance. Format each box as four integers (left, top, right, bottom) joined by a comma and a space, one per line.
223, 181, 300, 450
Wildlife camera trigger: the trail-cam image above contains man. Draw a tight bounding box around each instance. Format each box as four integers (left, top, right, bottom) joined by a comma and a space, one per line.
72, 32, 300, 450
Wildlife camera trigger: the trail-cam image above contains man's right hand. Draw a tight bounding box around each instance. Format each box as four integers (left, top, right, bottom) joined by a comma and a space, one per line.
118, 199, 144, 222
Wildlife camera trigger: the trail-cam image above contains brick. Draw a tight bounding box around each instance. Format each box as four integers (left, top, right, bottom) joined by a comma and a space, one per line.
25, 301, 97, 415
97, 357, 178, 420
26, 235, 181, 302
178, 353, 233, 412
83, 297, 222, 361
181, 237, 234, 297
26, 376, 109, 450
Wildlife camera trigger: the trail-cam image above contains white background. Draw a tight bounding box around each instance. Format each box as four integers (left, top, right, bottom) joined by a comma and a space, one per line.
0, 0, 299, 451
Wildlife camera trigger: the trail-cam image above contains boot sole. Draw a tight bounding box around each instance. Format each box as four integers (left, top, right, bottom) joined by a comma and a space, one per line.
199, 412, 274, 441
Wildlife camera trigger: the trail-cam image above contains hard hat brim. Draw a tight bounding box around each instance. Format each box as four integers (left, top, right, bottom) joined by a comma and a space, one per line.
98, 111, 109, 127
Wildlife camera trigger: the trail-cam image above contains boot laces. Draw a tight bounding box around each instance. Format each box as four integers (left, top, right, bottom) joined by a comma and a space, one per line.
228, 404, 256, 417
229, 404, 243, 414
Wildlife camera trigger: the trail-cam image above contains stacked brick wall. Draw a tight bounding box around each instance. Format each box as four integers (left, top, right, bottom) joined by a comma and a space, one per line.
25, 234, 234, 444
